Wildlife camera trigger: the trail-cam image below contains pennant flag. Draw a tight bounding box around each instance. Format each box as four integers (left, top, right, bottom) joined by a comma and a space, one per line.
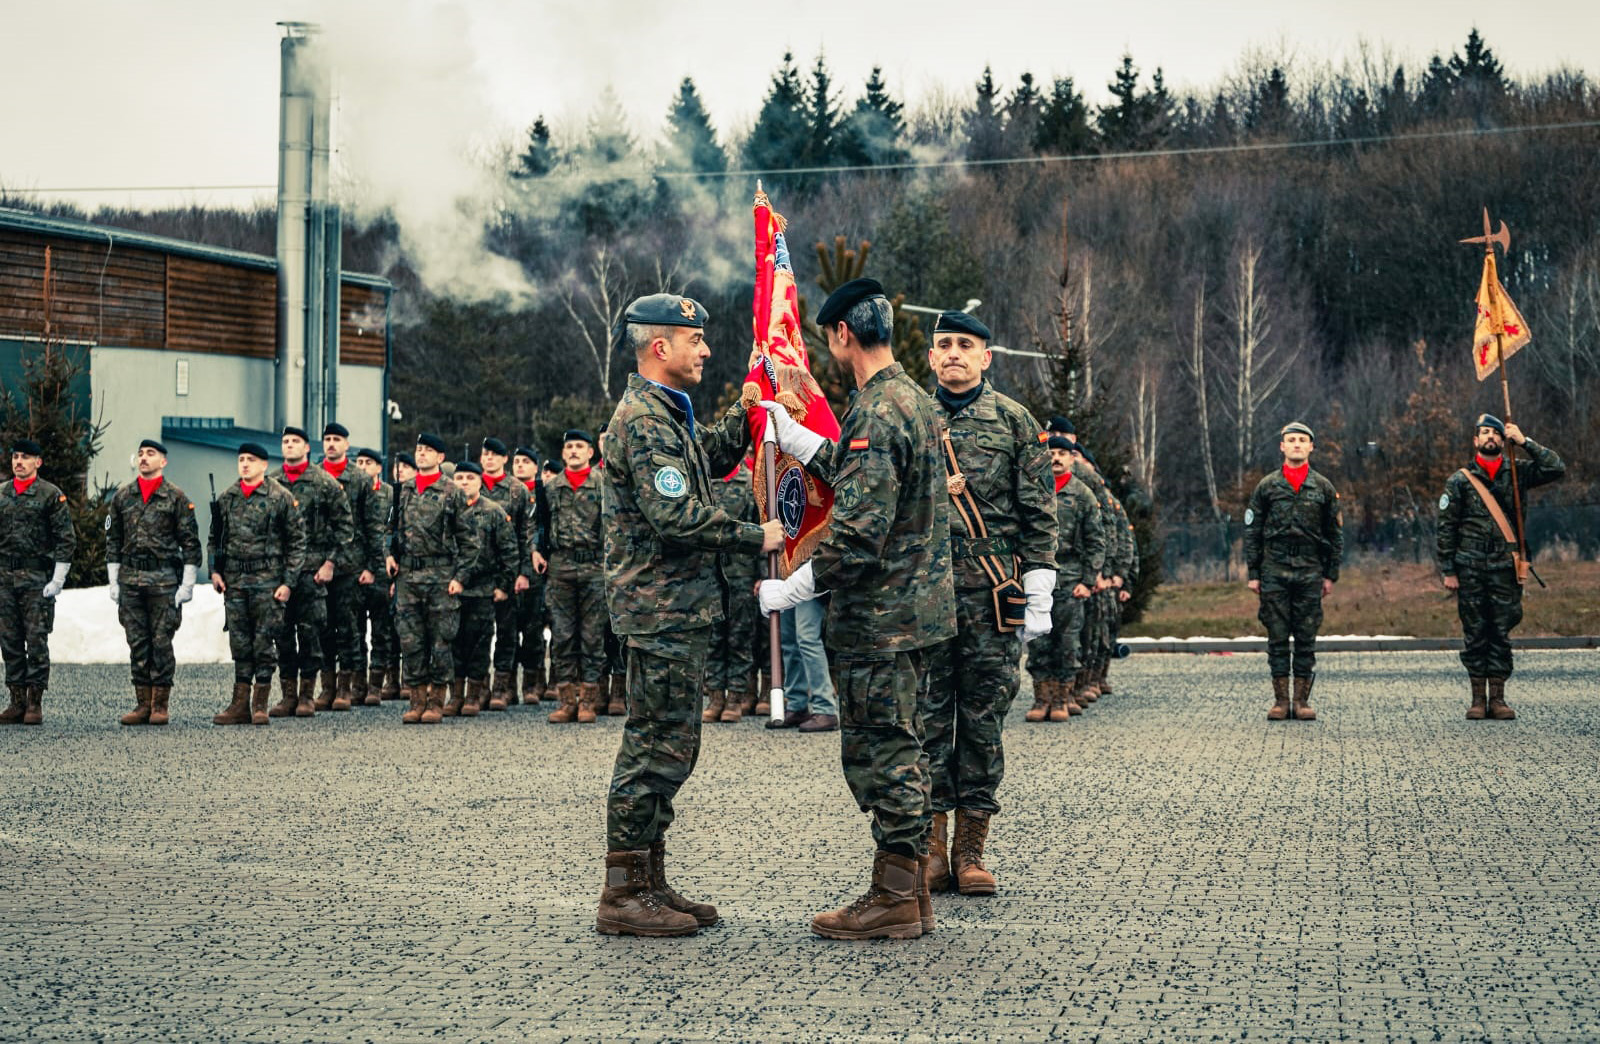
744, 186, 840, 578
1471, 248, 1531, 381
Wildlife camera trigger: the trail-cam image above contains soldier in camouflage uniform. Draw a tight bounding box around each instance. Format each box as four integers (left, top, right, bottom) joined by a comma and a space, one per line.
444, 462, 517, 717
353, 448, 398, 703
269, 426, 355, 717
761, 279, 956, 941
208, 443, 307, 727
1437, 414, 1564, 720
702, 462, 760, 724
1024, 435, 1106, 723
920, 311, 1057, 897
317, 423, 382, 708
543, 429, 608, 723
1098, 488, 1139, 696
514, 447, 550, 704
0, 438, 76, 726
1067, 445, 1116, 708
593, 293, 782, 938
385, 433, 476, 725
477, 438, 533, 710
1244, 421, 1344, 721
106, 438, 202, 726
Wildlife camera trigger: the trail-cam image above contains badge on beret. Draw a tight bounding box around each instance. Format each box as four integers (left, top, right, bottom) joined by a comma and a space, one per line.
1244, 508, 1255, 526
1439, 494, 1449, 510
654, 466, 687, 499
679, 299, 697, 321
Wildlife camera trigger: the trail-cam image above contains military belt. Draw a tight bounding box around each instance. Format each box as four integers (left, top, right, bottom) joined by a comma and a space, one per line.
1, 554, 52, 571
560, 548, 600, 564
230, 557, 283, 572
1458, 537, 1510, 555
402, 554, 451, 569
1270, 541, 1320, 557
951, 534, 1015, 559
121, 555, 177, 571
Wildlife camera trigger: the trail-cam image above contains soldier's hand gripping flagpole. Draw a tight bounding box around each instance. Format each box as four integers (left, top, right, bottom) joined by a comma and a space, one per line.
762, 417, 785, 721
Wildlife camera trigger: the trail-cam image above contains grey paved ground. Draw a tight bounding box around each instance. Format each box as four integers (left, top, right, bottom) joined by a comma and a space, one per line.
2, 651, 1598, 1042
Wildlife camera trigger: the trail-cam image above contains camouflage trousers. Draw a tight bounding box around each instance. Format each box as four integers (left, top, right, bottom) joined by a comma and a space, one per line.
0, 576, 55, 688
452, 595, 497, 681
275, 572, 327, 680
1078, 589, 1107, 672
607, 627, 711, 851
516, 580, 547, 680
705, 582, 757, 692
1257, 564, 1324, 678
492, 591, 519, 675
224, 584, 286, 684
546, 560, 605, 684
1454, 564, 1523, 679
925, 588, 1022, 816
320, 573, 362, 674
118, 583, 182, 687
836, 648, 932, 859
358, 581, 398, 669
1026, 588, 1087, 683
395, 573, 460, 687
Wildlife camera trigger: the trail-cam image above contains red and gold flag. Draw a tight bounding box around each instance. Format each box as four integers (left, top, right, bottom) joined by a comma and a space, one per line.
1471, 249, 1531, 381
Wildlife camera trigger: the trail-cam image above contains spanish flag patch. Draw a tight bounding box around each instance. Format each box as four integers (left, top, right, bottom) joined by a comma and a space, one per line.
1037, 432, 1049, 443
849, 438, 870, 451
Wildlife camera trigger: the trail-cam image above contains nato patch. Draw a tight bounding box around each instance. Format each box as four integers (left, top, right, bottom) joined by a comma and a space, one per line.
1439, 493, 1450, 510
104, 514, 112, 532
775, 464, 807, 538
1244, 508, 1255, 526
654, 465, 687, 499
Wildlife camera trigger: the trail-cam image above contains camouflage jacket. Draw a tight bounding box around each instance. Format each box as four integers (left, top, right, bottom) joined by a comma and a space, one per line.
1104, 492, 1140, 582
271, 463, 355, 576
601, 374, 763, 636
715, 465, 762, 585
321, 459, 383, 575
458, 496, 518, 598
806, 363, 956, 655
0, 476, 75, 583
357, 475, 393, 577
941, 382, 1057, 588
543, 471, 604, 557
1437, 439, 1565, 576
1244, 467, 1344, 581
386, 474, 476, 586
209, 478, 306, 588
105, 477, 202, 586
481, 472, 534, 581
1053, 474, 1106, 586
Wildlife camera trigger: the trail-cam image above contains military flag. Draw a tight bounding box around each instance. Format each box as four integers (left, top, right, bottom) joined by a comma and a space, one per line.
1470, 244, 1531, 381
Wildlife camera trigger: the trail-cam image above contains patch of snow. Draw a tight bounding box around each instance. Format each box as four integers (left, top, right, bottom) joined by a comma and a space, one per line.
52, 586, 231, 664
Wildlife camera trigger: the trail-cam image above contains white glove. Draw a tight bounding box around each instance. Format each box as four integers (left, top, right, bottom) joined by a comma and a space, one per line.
42, 561, 71, 600
759, 401, 827, 465
1021, 568, 1057, 643
758, 562, 818, 617
175, 564, 197, 607
107, 563, 121, 603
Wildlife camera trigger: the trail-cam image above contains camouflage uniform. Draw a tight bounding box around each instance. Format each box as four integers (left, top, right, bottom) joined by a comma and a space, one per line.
105, 477, 202, 687
1074, 469, 1115, 678
1100, 493, 1139, 671
356, 475, 399, 685
705, 466, 760, 695
544, 469, 606, 686
599, 377, 761, 851
804, 363, 957, 858
481, 472, 534, 696
518, 478, 550, 696
210, 479, 307, 683
388, 475, 475, 688
269, 463, 354, 683
0, 476, 75, 691
319, 459, 380, 691
1437, 439, 1564, 680
924, 383, 1055, 817
1244, 467, 1344, 679
1026, 474, 1105, 685
452, 494, 517, 682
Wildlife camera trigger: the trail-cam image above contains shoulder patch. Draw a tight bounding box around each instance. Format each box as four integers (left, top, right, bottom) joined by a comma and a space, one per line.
59, 494, 67, 502
1439, 493, 1449, 510
187, 502, 195, 510
848, 438, 870, 451
1037, 431, 1049, 443
1244, 507, 1255, 526
654, 465, 687, 499
104, 514, 112, 532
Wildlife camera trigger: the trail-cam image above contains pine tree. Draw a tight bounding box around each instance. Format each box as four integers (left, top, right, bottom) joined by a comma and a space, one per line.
1002, 72, 1043, 157
513, 116, 558, 179
1450, 28, 1507, 121
837, 66, 909, 167
1419, 54, 1456, 117
965, 66, 1006, 161
662, 77, 727, 175
584, 85, 634, 165
803, 53, 841, 170
1098, 54, 1143, 149
745, 52, 810, 184
1247, 66, 1293, 137
1035, 76, 1095, 155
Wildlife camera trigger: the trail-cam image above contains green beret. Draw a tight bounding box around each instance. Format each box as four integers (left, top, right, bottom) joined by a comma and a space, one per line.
1279, 421, 1314, 441
625, 293, 707, 328
933, 311, 991, 341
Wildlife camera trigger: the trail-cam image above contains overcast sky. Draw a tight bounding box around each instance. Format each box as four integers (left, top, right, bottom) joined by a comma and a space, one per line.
3, 0, 1596, 212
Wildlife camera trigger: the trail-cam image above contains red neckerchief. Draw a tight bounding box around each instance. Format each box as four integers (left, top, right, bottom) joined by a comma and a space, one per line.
137, 476, 163, 503
1283, 462, 1310, 493
322, 458, 348, 479
565, 467, 592, 489
1054, 471, 1073, 493
523, 478, 538, 492
482, 471, 504, 491
283, 460, 309, 482
415, 471, 442, 494
12, 476, 37, 495
240, 480, 262, 498
1476, 454, 1503, 482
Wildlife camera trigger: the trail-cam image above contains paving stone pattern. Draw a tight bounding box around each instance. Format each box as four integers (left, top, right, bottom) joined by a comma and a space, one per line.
2, 651, 1598, 1042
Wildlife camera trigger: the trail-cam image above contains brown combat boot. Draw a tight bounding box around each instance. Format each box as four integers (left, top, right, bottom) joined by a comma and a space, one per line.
1050, 679, 1076, 723
21, 686, 43, 725
925, 812, 951, 892
121, 686, 153, 726
295, 675, 317, 717
442, 678, 465, 718
753, 673, 770, 717
351, 668, 369, 707
1487, 678, 1515, 720
313, 669, 336, 711
916, 854, 936, 934
462, 679, 484, 717
952, 809, 997, 896
148, 686, 171, 726
419, 683, 445, 724
701, 687, 725, 724
1024, 679, 1051, 723
364, 667, 384, 706
1098, 663, 1114, 695
521, 670, 541, 707
251, 682, 271, 725
738, 674, 758, 716
488, 673, 511, 711
1065, 675, 1084, 716
1268, 676, 1291, 721
401, 684, 425, 724
268, 675, 297, 718
330, 671, 353, 712
0, 685, 26, 725
547, 682, 579, 723
1292, 676, 1317, 721
576, 682, 600, 724
596, 850, 700, 937
720, 685, 745, 724
811, 851, 923, 940
607, 674, 627, 716
1079, 668, 1100, 704
381, 666, 401, 701
1467, 676, 1488, 720
212, 682, 252, 726
649, 840, 719, 926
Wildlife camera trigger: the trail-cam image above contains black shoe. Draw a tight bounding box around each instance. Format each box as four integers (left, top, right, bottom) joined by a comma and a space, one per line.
798, 713, 838, 733
765, 709, 810, 729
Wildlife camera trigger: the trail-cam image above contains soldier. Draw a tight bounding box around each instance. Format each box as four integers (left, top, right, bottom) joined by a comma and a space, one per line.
760, 278, 956, 941
594, 292, 782, 937
208, 443, 307, 726
1024, 435, 1105, 723
1098, 487, 1139, 697
0, 438, 75, 726
476, 438, 533, 711
703, 462, 760, 724
513, 447, 551, 704
386, 434, 475, 725
444, 462, 516, 717
1066, 444, 1116, 708
1244, 421, 1344, 721
543, 429, 607, 724
106, 438, 202, 726
268, 426, 354, 717
1437, 414, 1564, 720
317, 423, 381, 708
394, 452, 418, 486
354, 447, 399, 703
920, 311, 1057, 897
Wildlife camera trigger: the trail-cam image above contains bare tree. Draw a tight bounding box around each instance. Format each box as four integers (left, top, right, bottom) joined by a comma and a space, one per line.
1128, 355, 1161, 494
1221, 238, 1293, 488
1533, 246, 1600, 415
1182, 284, 1222, 518
560, 245, 631, 399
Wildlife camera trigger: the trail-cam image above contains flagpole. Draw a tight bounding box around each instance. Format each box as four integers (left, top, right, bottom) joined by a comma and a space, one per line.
762, 418, 785, 721
1495, 331, 1530, 576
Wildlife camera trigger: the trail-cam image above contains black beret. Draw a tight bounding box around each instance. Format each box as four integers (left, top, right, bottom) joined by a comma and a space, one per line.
1279, 421, 1315, 441
454, 460, 483, 476
1046, 435, 1073, 451
238, 442, 270, 461
11, 438, 43, 457
1047, 415, 1075, 435
395, 451, 417, 469
322, 422, 349, 438
1070, 443, 1098, 467
139, 438, 168, 455
416, 432, 448, 453
1475, 413, 1505, 435
542, 459, 560, 472
481, 437, 508, 456
282, 426, 310, 442
511, 446, 537, 462
355, 447, 383, 464
932, 311, 991, 341
625, 293, 708, 328
562, 429, 594, 446
815, 278, 887, 328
